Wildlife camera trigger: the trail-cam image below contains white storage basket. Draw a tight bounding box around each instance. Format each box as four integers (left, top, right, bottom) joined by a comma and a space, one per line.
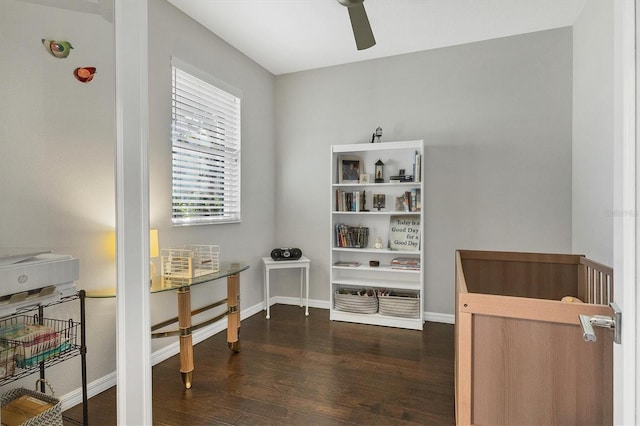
161, 245, 220, 278
377, 292, 420, 318
334, 290, 378, 314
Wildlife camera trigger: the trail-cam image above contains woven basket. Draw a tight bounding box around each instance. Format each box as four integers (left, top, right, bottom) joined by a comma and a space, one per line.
1, 381, 62, 426
334, 291, 378, 314
378, 294, 421, 318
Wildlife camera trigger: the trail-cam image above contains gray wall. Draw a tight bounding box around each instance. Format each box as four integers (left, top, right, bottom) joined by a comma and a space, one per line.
572, 0, 614, 266
0, 0, 276, 396
3, 0, 614, 402
275, 28, 574, 317
147, 0, 276, 344
1, 0, 116, 393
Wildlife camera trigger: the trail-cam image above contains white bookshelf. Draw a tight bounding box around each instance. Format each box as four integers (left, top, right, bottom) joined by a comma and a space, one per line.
330, 140, 425, 330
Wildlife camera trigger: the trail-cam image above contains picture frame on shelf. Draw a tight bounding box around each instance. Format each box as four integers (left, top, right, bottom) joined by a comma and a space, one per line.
373, 194, 386, 211
338, 156, 362, 183
359, 174, 370, 184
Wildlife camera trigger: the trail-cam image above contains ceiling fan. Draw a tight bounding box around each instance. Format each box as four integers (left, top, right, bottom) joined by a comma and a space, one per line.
337, 0, 376, 50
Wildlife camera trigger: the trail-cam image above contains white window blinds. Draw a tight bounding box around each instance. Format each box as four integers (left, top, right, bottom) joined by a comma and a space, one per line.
171, 59, 241, 225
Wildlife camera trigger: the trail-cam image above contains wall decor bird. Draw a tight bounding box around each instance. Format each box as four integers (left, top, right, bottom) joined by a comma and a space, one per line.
42, 39, 73, 58
73, 67, 96, 83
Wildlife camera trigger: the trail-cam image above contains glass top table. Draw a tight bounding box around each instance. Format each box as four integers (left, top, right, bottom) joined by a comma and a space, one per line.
85, 262, 249, 298
86, 261, 249, 389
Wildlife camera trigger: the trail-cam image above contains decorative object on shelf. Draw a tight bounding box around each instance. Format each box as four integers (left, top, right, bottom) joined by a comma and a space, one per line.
389, 174, 414, 183
338, 156, 362, 183
373, 193, 385, 211
373, 236, 384, 249
333, 261, 361, 267
161, 245, 220, 278
374, 159, 384, 183
73, 67, 96, 83
369, 260, 380, 267
42, 39, 73, 58
389, 215, 421, 251
370, 126, 383, 143
359, 173, 370, 184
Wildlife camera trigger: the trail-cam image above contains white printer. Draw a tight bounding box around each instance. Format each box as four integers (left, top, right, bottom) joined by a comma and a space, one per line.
0, 251, 78, 317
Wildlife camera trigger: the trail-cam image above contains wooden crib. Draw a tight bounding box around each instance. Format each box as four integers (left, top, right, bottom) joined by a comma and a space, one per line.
455, 250, 615, 425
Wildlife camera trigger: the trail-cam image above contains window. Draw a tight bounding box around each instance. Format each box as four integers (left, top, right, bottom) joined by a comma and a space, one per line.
171, 58, 241, 225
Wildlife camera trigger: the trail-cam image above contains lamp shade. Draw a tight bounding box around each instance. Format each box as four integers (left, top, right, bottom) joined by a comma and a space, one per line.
149, 229, 159, 258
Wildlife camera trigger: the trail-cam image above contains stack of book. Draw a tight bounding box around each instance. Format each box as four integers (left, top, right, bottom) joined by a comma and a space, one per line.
335, 190, 363, 212
401, 189, 421, 212
390, 257, 420, 270
389, 175, 414, 183
335, 224, 369, 248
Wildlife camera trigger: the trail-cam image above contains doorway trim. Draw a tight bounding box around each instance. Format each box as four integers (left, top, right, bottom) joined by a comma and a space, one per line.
613, 0, 637, 424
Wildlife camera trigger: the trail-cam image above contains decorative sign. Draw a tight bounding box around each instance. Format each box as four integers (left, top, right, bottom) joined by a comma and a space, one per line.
389, 215, 420, 251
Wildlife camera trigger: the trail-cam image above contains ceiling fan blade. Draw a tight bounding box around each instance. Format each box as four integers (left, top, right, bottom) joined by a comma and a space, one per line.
347, 3, 376, 50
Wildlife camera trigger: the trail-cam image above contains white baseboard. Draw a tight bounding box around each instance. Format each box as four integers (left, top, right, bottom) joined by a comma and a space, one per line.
60, 299, 453, 411
424, 311, 455, 324
270, 296, 455, 324
59, 370, 116, 411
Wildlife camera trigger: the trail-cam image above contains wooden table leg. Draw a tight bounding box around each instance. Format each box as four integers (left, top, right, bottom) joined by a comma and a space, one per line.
227, 273, 240, 352
177, 287, 194, 388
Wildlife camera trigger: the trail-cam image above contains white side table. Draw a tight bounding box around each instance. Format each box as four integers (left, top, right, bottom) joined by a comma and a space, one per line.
262, 255, 310, 319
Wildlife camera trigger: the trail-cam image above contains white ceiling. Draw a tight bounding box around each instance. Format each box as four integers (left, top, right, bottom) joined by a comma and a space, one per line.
167, 0, 586, 75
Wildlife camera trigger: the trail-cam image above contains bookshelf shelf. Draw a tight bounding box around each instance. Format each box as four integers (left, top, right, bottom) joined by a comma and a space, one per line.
330, 140, 425, 330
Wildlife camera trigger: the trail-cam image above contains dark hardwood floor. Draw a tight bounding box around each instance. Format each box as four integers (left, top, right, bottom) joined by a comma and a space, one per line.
64, 305, 455, 425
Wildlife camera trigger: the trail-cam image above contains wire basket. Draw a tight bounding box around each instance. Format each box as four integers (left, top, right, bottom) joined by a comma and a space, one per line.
0, 341, 17, 379
161, 245, 220, 279
0, 316, 79, 369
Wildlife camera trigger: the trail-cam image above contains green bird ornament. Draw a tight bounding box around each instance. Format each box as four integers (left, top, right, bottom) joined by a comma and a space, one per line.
42, 39, 73, 58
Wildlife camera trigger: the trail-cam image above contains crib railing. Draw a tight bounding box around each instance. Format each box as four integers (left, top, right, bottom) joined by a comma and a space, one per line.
579, 257, 614, 305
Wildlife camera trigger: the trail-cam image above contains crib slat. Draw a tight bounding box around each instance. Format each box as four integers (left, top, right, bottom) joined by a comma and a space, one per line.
580, 258, 613, 306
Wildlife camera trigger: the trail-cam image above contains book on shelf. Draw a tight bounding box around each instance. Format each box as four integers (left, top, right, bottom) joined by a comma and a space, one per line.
335, 190, 363, 212
389, 175, 414, 183
411, 188, 421, 212
398, 189, 421, 213
335, 224, 369, 248
333, 261, 361, 267
390, 257, 421, 270
413, 150, 422, 183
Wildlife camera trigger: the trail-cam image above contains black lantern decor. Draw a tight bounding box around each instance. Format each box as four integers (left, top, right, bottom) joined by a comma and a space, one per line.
375, 159, 384, 183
